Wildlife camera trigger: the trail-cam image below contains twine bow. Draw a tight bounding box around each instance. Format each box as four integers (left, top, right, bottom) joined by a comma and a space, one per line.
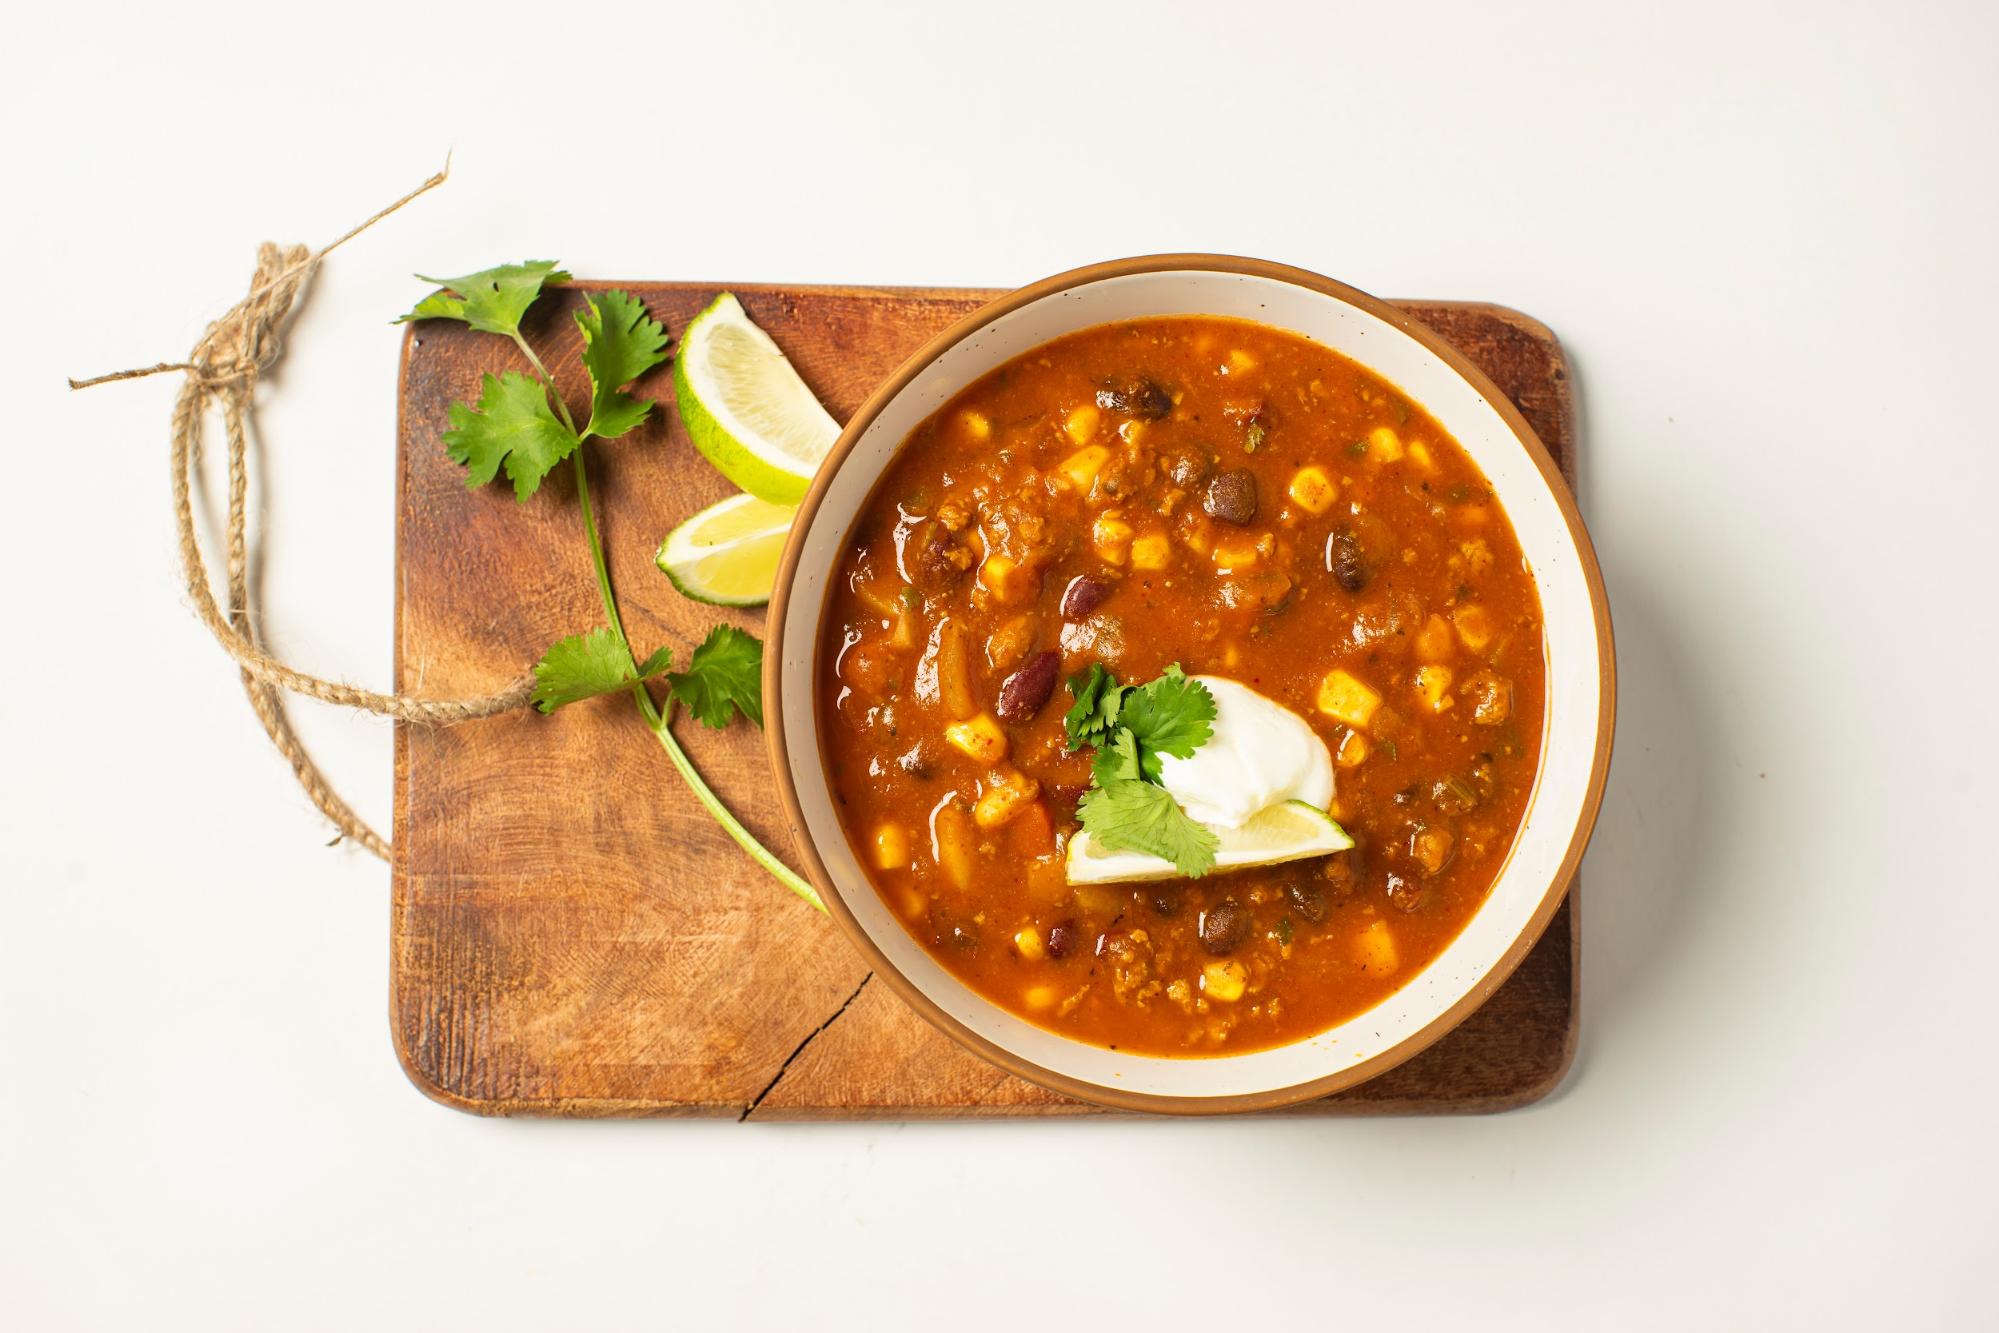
69, 169, 532, 859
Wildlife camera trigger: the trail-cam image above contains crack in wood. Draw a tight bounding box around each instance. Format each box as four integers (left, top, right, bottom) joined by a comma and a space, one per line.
739, 973, 873, 1121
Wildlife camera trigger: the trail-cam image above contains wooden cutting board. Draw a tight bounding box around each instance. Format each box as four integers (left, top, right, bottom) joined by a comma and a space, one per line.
392, 281, 1579, 1119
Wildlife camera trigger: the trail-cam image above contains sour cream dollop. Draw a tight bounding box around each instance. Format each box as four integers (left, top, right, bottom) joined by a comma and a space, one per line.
1156, 675, 1335, 829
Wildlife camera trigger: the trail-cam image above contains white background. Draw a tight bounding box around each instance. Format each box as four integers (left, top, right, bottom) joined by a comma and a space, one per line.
5, 1, 1995, 1327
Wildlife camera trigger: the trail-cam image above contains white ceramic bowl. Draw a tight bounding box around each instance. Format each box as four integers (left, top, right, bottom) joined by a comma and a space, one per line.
766, 256, 1614, 1114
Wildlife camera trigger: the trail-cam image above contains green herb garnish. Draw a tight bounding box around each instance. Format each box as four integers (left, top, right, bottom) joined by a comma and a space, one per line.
1064, 663, 1219, 876
406, 264, 820, 912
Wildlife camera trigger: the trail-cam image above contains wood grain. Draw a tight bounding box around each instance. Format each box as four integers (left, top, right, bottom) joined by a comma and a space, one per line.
393, 283, 1579, 1118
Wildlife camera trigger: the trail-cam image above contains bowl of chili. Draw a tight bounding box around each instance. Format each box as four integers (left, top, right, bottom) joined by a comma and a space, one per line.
765, 255, 1614, 1114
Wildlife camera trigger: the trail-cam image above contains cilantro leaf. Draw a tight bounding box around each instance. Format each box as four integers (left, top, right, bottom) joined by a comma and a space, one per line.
399, 261, 571, 336
1077, 779, 1218, 878
532, 628, 671, 714
442, 371, 583, 501
576, 290, 671, 439
1117, 664, 1215, 763
1063, 664, 1126, 750
1091, 729, 1142, 787
667, 625, 764, 729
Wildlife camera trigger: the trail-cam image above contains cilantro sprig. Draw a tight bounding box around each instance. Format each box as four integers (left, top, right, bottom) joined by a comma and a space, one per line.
405, 265, 820, 912
1064, 664, 1219, 877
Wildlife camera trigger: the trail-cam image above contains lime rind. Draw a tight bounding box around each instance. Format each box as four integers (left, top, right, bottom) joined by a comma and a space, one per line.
1065, 800, 1353, 885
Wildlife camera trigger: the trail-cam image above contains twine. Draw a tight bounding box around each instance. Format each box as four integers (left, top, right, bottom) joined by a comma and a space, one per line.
69, 168, 534, 859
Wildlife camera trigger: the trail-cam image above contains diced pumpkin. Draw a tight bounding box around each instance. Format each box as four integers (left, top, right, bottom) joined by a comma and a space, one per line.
1458, 538, 1494, 573
1226, 348, 1258, 374
1413, 613, 1454, 662
931, 801, 977, 890
1316, 669, 1382, 730
1367, 426, 1405, 461
1415, 664, 1455, 712
1407, 441, 1436, 472
890, 597, 923, 651
973, 768, 1041, 830
1065, 404, 1102, 446
1202, 958, 1249, 1002
1353, 920, 1399, 974
1287, 466, 1337, 515
1335, 728, 1371, 769
1022, 984, 1058, 1010
1007, 799, 1056, 857
1129, 532, 1172, 570
1452, 604, 1494, 652
920, 618, 979, 719
957, 409, 991, 442
1056, 443, 1111, 492
944, 713, 1008, 765
872, 823, 910, 871
1463, 669, 1513, 726
1211, 536, 1261, 570
1014, 926, 1046, 962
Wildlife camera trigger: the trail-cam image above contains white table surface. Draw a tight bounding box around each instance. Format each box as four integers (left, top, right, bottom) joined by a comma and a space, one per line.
7, 1, 1996, 1327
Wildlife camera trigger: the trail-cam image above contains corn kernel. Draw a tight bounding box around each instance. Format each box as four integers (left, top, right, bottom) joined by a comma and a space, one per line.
1316, 669, 1382, 729
1023, 985, 1058, 1010
1129, 532, 1172, 570
978, 553, 1032, 603
1202, 958, 1249, 1002
1452, 604, 1494, 652
1353, 921, 1399, 974
944, 713, 1008, 765
1093, 513, 1134, 565
872, 823, 910, 870
1056, 443, 1111, 492
1118, 419, 1147, 445
958, 409, 991, 442
1335, 729, 1371, 769
1211, 538, 1261, 570
973, 768, 1040, 830
1415, 664, 1455, 712
1287, 465, 1337, 515
1013, 926, 1046, 961
1368, 426, 1405, 462
1064, 404, 1101, 446
1226, 348, 1258, 374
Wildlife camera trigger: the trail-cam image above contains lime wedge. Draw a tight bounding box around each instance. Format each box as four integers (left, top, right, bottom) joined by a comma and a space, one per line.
1065, 800, 1353, 885
673, 292, 841, 504
656, 492, 798, 607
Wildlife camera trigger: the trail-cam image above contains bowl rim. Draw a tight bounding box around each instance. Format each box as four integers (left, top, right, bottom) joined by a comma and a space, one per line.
763, 253, 1616, 1115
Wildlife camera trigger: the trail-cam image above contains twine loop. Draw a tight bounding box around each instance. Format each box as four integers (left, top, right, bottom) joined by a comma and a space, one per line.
70, 169, 533, 859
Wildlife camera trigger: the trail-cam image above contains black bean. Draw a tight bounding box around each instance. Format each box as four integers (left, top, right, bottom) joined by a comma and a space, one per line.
1059, 574, 1113, 620
1096, 377, 1173, 420
1327, 529, 1370, 592
1164, 445, 1213, 488
1199, 900, 1250, 956
1203, 469, 1258, 525
995, 650, 1060, 722
1045, 920, 1079, 959
1284, 881, 1328, 924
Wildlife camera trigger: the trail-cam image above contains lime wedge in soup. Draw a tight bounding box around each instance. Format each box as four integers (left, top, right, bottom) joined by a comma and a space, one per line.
1066, 800, 1352, 885
673, 292, 840, 504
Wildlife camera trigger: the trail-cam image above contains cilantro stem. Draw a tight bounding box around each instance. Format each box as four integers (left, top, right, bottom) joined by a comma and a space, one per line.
515, 329, 823, 916
643, 705, 827, 914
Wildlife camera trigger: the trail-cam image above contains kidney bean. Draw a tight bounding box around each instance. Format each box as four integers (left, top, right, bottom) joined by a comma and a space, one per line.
994, 651, 1059, 722
1046, 919, 1080, 959
1060, 574, 1113, 619
1326, 529, 1370, 592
